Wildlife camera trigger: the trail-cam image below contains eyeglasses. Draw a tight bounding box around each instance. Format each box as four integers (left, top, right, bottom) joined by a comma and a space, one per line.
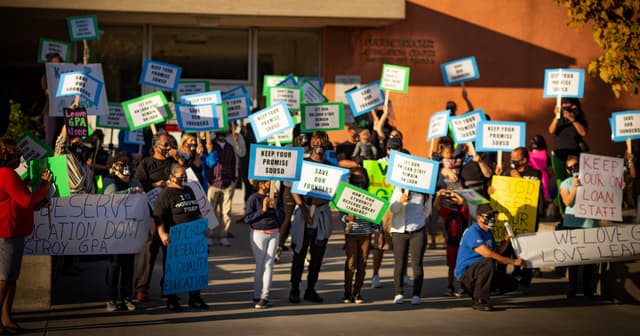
566, 164, 579, 170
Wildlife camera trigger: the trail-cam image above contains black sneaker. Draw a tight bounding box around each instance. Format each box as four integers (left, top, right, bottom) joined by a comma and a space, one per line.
275, 247, 282, 263
289, 289, 301, 303
304, 289, 323, 303
188, 298, 209, 310
471, 299, 494, 311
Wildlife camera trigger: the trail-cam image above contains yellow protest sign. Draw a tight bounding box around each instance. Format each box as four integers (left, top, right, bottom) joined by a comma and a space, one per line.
489, 176, 540, 240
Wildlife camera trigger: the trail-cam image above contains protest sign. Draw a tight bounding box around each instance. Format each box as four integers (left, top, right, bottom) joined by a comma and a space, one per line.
122, 91, 172, 131
29, 155, 71, 197
64, 107, 89, 137
575, 153, 624, 222
145, 187, 162, 210
248, 102, 294, 143
489, 176, 540, 240
223, 93, 252, 121
276, 74, 298, 87
300, 77, 324, 91
362, 160, 395, 201
222, 85, 249, 99
262, 75, 287, 96
97, 103, 130, 129
139, 59, 183, 92
267, 129, 294, 145
123, 130, 145, 145
301, 102, 344, 132
56, 71, 104, 106
24, 193, 150, 255
291, 161, 349, 200
380, 64, 410, 93
610, 111, 640, 142
248, 144, 304, 181
455, 189, 489, 219
180, 90, 222, 106
173, 80, 210, 102
449, 109, 486, 144
184, 181, 219, 230
440, 56, 480, 86
476, 121, 525, 152
514, 225, 640, 268
543, 68, 585, 98
386, 150, 438, 194
175, 103, 222, 132
268, 86, 302, 111
46, 63, 109, 116
15, 132, 53, 179
335, 75, 360, 105
67, 15, 100, 41
333, 182, 389, 224
346, 81, 385, 117
38, 38, 71, 63
163, 218, 209, 295
426, 110, 451, 141
301, 80, 327, 104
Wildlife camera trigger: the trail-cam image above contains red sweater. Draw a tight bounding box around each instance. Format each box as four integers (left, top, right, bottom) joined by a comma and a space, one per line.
0, 167, 49, 238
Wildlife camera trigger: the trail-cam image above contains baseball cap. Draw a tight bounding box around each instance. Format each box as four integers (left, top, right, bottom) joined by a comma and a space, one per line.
476, 204, 496, 217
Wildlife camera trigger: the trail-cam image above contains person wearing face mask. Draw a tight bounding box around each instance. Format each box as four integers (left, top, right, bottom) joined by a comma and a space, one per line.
455, 204, 525, 311
205, 132, 237, 247
178, 133, 203, 184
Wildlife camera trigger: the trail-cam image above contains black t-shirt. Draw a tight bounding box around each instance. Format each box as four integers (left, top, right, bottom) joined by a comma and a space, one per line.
460, 160, 490, 198
153, 186, 201, 231
552, 118, 587, 152
134, 156, 175, 192
336, 141, 357, 160
501, 165, 542, 180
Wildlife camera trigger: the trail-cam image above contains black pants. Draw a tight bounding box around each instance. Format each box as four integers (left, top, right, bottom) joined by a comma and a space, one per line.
290, 228, 328, 292
135, 228, 161, 293
278, 185, 296, 248
568, 264, 595, 296
497, 243, 532, 286
391, 229, 426, 297
460, 258, 495, 301
107, 254, 135, 301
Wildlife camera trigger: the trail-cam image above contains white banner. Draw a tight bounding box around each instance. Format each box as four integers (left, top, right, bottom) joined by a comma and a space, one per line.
575, 154, 624, 221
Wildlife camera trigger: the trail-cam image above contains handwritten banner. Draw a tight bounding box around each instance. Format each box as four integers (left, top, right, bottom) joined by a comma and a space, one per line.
139, 59, 183, 92
386, 150, 438, 194
180, 90, 222, 106
24, 194, 150, 255
575, 153, 624, 222
55, 71, 104, 106
301, 102, 344, 132
291, 161, 349, 200
426, 110, 451, 141
122, 91, 172, 131
476, 120, 526, 152
162, 218, 209, 295
96, 103, 130, 129
514, 225, 640, 268
490, 176, 540, 240
173, 80, 210, 102
543, 68, 585, 98
268, 86, 302, 111
45, 63, 109, 116
610, 110, 640, 142
248, 144, 304, 181
449, 109, 486, 144
441, 56, 480, 86
248, 102, 294, 143
223, 93, 252, 121
38, 38, 71, 63
346, 81, 385, 117
64, 107, 89, 137
175, 103, 221, 132
67, 15, 100, 41
380, 64, 410, 93
333, 182, 389, 224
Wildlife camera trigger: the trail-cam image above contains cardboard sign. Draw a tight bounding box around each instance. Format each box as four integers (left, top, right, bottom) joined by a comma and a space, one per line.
139, 59, 183, 92
346, 81, 385, 117
362, 160, 395, 201
426, 110, 451, 141
55, 71, 104, 106
248, 102, 294, 143
333, 182, 389, 224
123, 130, 145, 145
15, 132, 53, 179
267, 129, 294, 145
301, 102, 344, 132
38, 38, 71, 63
300, 77, 324, 91
180, 90, 222, 106
45, 63, 109, 116
173, 80, 210, 102
380, 64, 410, 93
543, 68, 585, 98
514, 225, 640, 268
262, 75, 287, 96
449, 109, 486, 144
610, 110, 640, 142
291, 161, 349, 200
24, 193, 150, 255
163, 218, 209, 295
248, 144, 304, 181
386, 150, 438, 194
66, 15, 100, 41
301, 80, 328, 104
575, 153, 624, 222
222, 85, 249, 99
489, 176, 540, 240
185, 181, 219, 230
122, 91, 172, 131
175, 103, 222, 131
64, 107, 89, 137
455, 189, 489, 219
223, 93, 252, 121
97, 103, 130, 129
440, 56, 480, 86
268, 86, 302, 111
476, 121, 526, 152
276, 74, 298, 87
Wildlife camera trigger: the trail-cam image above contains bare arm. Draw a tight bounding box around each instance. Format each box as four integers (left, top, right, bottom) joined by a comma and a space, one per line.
560, 176, 580, 207
474, 244, 523, 266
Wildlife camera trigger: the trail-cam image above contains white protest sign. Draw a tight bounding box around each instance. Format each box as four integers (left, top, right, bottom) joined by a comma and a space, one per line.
610, 110, 640, 142
440, 56, 480, 86
575, 153, 624, 222
180, 90, 222, 105
335, 75, 361, 105
185, 181, 219, 230
122, 91, 172, 131
97, 103, 130, 129
291, 161, 349, 200
301, 80, 327, 104
38, 38, 71, 63
543, 68, 585, 98
223, 94, 252, 121
268, 86, 302, 111
66, 15, 100, 41
449, 109, 486, 144
262, 75, 287, 96
333, 182, 389, 224
476, 121, 526, 152
45, 63, 109, 116
380, 64, 410, 93
248, 102, 294, 143
15, 132, 53, 179
426, 110, 451, 141
139, 59, 183, 92
514, 225, 640, 268
267, 128, 295, 145
248, 144, 304, 181
55, 71, 104, 106
123, 130, 145, 145
346, 81, 385, 117
24, 194, 150, 255
386, 150, 439, 194
174, 103, 221, 132
301, 102, 344, 132
173, 80, 209, 102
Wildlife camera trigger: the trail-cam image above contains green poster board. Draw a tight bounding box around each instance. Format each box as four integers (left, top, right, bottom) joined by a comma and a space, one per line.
30, 155, 71, 197
361, 160, 395, 201
332, 182, 390, 224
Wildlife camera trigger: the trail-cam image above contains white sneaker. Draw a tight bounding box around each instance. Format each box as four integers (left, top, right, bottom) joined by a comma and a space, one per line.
393, 294, 404, 304
371, 275, 381, 288
106, 300, 118, 312
220, 237, 232, 247
403, 275, 413, 287
123, 299, 136, 311
411, 296, 421, 305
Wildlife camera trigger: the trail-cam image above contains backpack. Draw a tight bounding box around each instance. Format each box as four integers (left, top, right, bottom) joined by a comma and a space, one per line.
445, 207, 468, 246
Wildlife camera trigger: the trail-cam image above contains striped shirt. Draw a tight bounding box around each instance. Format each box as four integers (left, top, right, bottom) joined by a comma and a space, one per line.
341, 214, 373, 235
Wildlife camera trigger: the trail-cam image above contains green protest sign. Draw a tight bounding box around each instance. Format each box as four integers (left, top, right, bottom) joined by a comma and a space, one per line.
30, 155, 71, 197
333, 181, 389, 224
361, 160, 395, 201
122, 91, 172, 131
300, 102, 344, 132
380, 64, 410, 93
15, 132, 53, 179
38, 38, 71, 63
262, 75, 287, 96
67, 15, 100, 41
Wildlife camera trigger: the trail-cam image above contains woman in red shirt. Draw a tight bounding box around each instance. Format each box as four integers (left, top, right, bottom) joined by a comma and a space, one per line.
0, 138, 51, 334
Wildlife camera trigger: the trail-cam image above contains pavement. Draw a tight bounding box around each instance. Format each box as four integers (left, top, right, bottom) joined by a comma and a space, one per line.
12, 190, 640, 335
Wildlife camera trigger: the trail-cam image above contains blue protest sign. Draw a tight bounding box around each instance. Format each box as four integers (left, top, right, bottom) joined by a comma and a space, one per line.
449, 109, 486, 144
248, 144, 304, 181
386, 150, 439, 194
55, 71, 104, 106
543, 68, 585, 98
476, 120, 526, 152
139, 59, 183, 92
175, 103, 222, 132
180, 90, 222, 106
426, 110, 451, 141
163, 218, 209, 295
248, 102, 294, 143
291, 161, 349, 200
222, 85, 249, 99
223, 93, 252, 121
610, 110, 640, 142
276, 74, 298, 87
346, 81, 385, 117
440, 56, 480, 86
299, 77, 324, 91
123, 130, 145, 145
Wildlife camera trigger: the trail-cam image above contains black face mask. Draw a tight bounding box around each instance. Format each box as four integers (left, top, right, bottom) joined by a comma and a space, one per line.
509, 160, 521, 169
189, 144, 197, 152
